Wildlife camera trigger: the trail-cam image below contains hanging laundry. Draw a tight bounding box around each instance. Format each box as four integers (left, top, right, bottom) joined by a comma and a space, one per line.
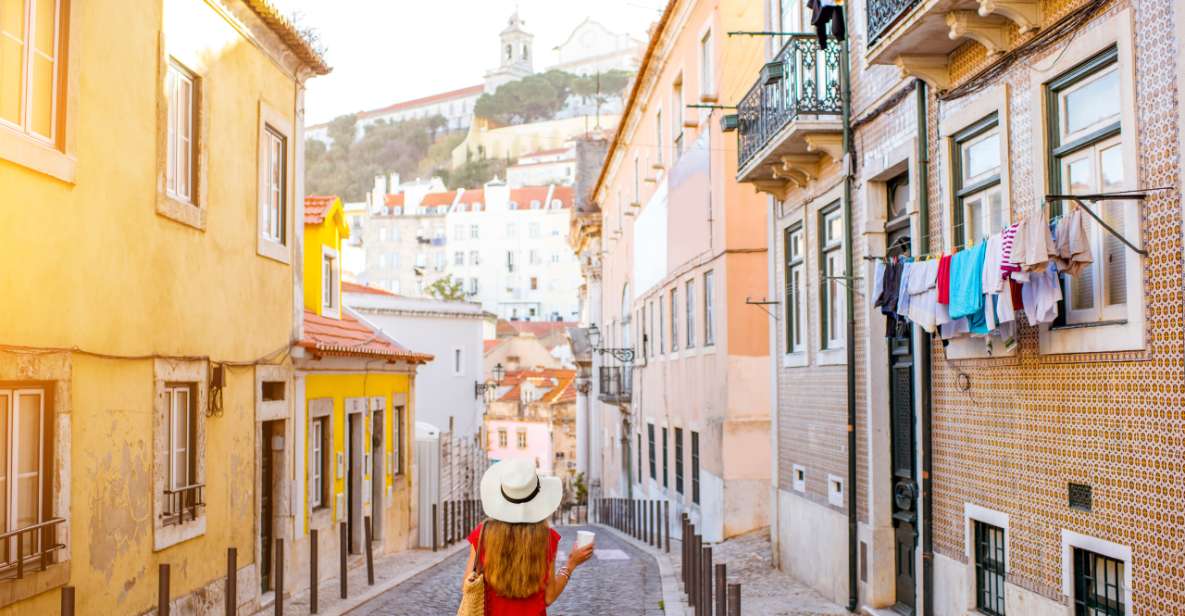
1015, 208, 1058, 272
936, 253, 953, 304
1054, 206, 1093, 275
948, 240, 986, 321
872, 260, 886, 304
874, 258, 903, 337
807, 0, 846, 49
907, 259, 939, 333
981, 233, 1005, 295
1000, 222, 1021, 280
1021, 263, 1063, 325
940, 317, 969, 340
896, 260, 914, 318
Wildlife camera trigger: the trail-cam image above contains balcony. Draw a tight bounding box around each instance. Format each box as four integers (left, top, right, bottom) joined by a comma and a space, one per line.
736, 35, 844, 199
162, 483, 205, 527
598, 365, 632, 404
0, 518, 66, 581
865, 0, 1042, 89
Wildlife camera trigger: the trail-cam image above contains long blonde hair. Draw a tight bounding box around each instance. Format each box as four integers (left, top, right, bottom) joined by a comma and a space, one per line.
480, 520, 552, 598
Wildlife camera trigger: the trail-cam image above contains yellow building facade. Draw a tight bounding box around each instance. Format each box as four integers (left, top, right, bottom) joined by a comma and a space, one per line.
0, 0, 327, 613
293, 196, 431, 588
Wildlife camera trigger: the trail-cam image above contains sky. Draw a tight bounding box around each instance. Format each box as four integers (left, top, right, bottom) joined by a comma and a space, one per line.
272, 0, 667, 126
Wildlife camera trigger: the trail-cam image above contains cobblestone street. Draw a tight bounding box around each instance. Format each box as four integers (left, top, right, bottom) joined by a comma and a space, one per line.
354, 525, 665, 615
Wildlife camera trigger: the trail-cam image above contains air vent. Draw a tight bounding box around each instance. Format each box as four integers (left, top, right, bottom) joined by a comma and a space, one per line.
1068, 482, 1092, 511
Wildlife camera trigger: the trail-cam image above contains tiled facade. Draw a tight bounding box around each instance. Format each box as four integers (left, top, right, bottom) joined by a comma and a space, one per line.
747, 0, 1184, 612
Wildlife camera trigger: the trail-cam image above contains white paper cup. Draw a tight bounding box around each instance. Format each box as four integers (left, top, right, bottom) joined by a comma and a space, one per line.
576, 530, 595, 548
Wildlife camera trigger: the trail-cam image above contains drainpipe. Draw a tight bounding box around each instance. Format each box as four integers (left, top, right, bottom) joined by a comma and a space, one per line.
915, 80, 935, 616
839, 25, 859, 615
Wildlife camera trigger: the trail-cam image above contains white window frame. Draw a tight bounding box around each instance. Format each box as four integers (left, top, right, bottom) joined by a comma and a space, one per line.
820, 205, 845, 352
1030, 9, 1144, 355
516, 429, 528, 449
699, 28, 715, 101
257, 102, 292, 262
791, 464, 806, 493
498, 429, 508, 448
827, 474, 844, 507
165, 61, 196, 205
0, 0, 61, 145
685, 279, 696, 349
309, 417, 326, 509
1061, 530, 1132, 614
0, 389, 47, 535
321, 247, 339, 318
962, 504, 1009, 613
703, 270, 715, 346
166, 385, 193, 491
672, 77, 684, 160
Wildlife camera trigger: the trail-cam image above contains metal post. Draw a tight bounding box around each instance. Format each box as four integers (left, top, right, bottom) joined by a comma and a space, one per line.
274, 539, 284, 616
690, 533, 699, 611
701, 546, 712, 616
364, 516, 375, 586
158, 563, 170, 616
310, 530, 318, 614
664, 501, 670, 553
15, 533, 22, 580
432, 503, 439, 552
681, 516, 688, 590
650, 501, 657, 546
715, 563, 727, 616
727, 584, 741, 616
339, 522, 348, 599
225, 547, 237, 616
61, 586, 75, 616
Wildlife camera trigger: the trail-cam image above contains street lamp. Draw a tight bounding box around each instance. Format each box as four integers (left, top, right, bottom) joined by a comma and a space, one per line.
475, 362, 505, 400
586, 324, 635, 363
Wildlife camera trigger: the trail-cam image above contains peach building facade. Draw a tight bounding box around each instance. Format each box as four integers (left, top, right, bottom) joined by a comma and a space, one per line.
586, 0, 771, 543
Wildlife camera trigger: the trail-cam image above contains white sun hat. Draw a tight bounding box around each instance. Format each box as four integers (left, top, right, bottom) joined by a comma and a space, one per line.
480, 457, 563, 524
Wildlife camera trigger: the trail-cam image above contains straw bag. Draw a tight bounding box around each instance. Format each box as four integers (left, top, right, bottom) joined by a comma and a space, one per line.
457, 524, 486, 616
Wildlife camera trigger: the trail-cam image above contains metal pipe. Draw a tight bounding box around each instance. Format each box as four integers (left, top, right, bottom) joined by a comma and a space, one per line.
839, 13, 859, 613
917, 79, 935, 616
226, 547, 237, 616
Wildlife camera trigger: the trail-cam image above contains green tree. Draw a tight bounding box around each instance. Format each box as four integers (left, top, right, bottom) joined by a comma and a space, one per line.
425, 275, 467, 301
305, 113, 450, 200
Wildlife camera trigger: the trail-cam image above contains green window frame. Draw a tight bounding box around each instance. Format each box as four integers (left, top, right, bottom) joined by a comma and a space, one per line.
784, 223, 805, 354
674, 427, 684, 494
951, 113, 1003, 249
818, 204, 844, 350
690, 430, 700, 504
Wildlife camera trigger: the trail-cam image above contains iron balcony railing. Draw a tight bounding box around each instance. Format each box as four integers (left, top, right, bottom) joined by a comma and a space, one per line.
598, 365, 632, 404
867, 0, 922, 44
737, 35, 843, 172
0, 517, 66, 580
162, 483, 206, 527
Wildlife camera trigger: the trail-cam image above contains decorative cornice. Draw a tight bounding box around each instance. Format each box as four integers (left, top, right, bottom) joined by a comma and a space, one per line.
977, 0, 1040, 34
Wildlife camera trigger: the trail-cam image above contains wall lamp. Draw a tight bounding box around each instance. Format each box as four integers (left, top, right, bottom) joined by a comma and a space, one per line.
586, 324, 635, 363
475, 362, 506, 400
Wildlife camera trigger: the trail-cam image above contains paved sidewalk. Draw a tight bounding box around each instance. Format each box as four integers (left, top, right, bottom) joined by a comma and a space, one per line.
250, 542, 469, 616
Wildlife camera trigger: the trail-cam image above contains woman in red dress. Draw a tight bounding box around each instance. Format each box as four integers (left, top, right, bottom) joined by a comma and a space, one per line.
462, 458, 595, 615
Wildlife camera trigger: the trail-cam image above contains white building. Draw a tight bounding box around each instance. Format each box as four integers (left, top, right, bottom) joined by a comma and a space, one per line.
446, 181, 581, 322
506, 147, 576, 187
484, 12, 535, 93
344, 282, 487, 438
306, 84, 483, 142
551, 18, 644, 76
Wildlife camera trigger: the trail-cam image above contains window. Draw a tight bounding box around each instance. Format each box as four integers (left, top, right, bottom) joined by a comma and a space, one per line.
952, 114, 1003, 247
261, 127, 286, 244
322, 252, 337, 310
165, 385, 194, 492
0, 0, 64, 143
1047, 48, 1132, 326
672, 78, 684, 158
647, 423, 656, 480
674, 427, 684, 494
633, 156, 640, 204
471, 225, 480, 239
819, 205, 844, 349
530, 277, 538, 290
393, 405, 405, 475
669, 288, 679, 351
636, 433, 643, 483
1072, 548, 1125, 616
699, 30, 714, 97
685, 280, 696, 348
434, 252, 445, 271
468, 277, 478, 294
379, 227, 388, 242
648, 301, 656, 357
640, 304, 648, 360
661, 427, 669, 488
310, 417, 328, 509
506, 251, 516, 273
0, 388, 50, 539
516, 429, 527, 449
659, 296, 665, 353
784, 224, 805, 353
974, 521, 1006, 616
655, 109, 664, 164
166, 61, 197, 204
454, 224, 464, 239
454, 251, 464, 266
506, 223, 517, 238
551, 253, 560, 264
703, 271, 715, 345
452, 348, 463, 375
529, 249, 540, 265
498, 429, 508, 448
690, 430, 700, 504
529, 223, 541, 238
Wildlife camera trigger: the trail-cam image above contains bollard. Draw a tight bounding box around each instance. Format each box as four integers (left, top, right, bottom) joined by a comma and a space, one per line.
158, 563, 170, 616
226, 547, 237, 616
715, 563, 727, 616
61, 586, 75, 616
692, 533, 702, 613
727, 584, 741, 616
664, 501, 670, 553
364, 516, 375, 586
274, 539, 284, 616
310, 530, 318, 614
339, 522, 348, 599
701, 546, 712, 616
432, 503, 439, 552
646, 501, 652, 545
651, 501, 657, 547
680, 516, 688, 590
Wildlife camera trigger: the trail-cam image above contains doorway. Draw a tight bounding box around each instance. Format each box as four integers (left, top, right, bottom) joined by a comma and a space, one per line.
370, 402, 384, 543
347, 412, 363, 554
260, 420, 284, 593
885, 175, 917, 615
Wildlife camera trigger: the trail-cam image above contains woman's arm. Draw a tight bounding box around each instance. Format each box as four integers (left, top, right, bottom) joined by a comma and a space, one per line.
544, 543, 594, 605
460, 547, 477, 591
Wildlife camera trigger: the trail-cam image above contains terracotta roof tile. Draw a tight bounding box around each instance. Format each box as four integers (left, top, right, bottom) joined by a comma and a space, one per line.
458, 189, 485, 205
385, 193, 405, 207
420, 191, 457, 207
242, 0, 331, 75
305, 195, 337, 224
484, 340, 503, 354
342, 281, 398, 297
300, 310, 431, 362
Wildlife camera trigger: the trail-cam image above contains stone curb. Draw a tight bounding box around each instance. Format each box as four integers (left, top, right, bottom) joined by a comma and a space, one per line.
592, 523, 690, 616
338, 542, 470, 616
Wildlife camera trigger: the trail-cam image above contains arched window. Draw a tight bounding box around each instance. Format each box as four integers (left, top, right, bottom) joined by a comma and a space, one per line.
506, 44, 513, 60
522, 45, 529, 61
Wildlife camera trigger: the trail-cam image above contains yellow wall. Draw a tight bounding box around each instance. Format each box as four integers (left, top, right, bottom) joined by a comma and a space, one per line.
302, 372, 413, 529
0, 0, 310, 612
302, 197, 349, 315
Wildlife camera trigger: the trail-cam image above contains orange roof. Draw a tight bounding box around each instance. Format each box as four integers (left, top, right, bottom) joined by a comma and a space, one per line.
458, 189, 485, 205
421, 191, 457, 207
242, 0, 331, 75
385, 193, 405, 207
505, 320, 577, 339
495, 369, 577, 403
509, 186, 550, 207
342, 281, 397, 297
359, 85, 484, 121
300, 310, 431, 362
551, 186, 574, 207
521, 147, 572, 158
484, 340, 503, 354
305, 195, 338, 224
